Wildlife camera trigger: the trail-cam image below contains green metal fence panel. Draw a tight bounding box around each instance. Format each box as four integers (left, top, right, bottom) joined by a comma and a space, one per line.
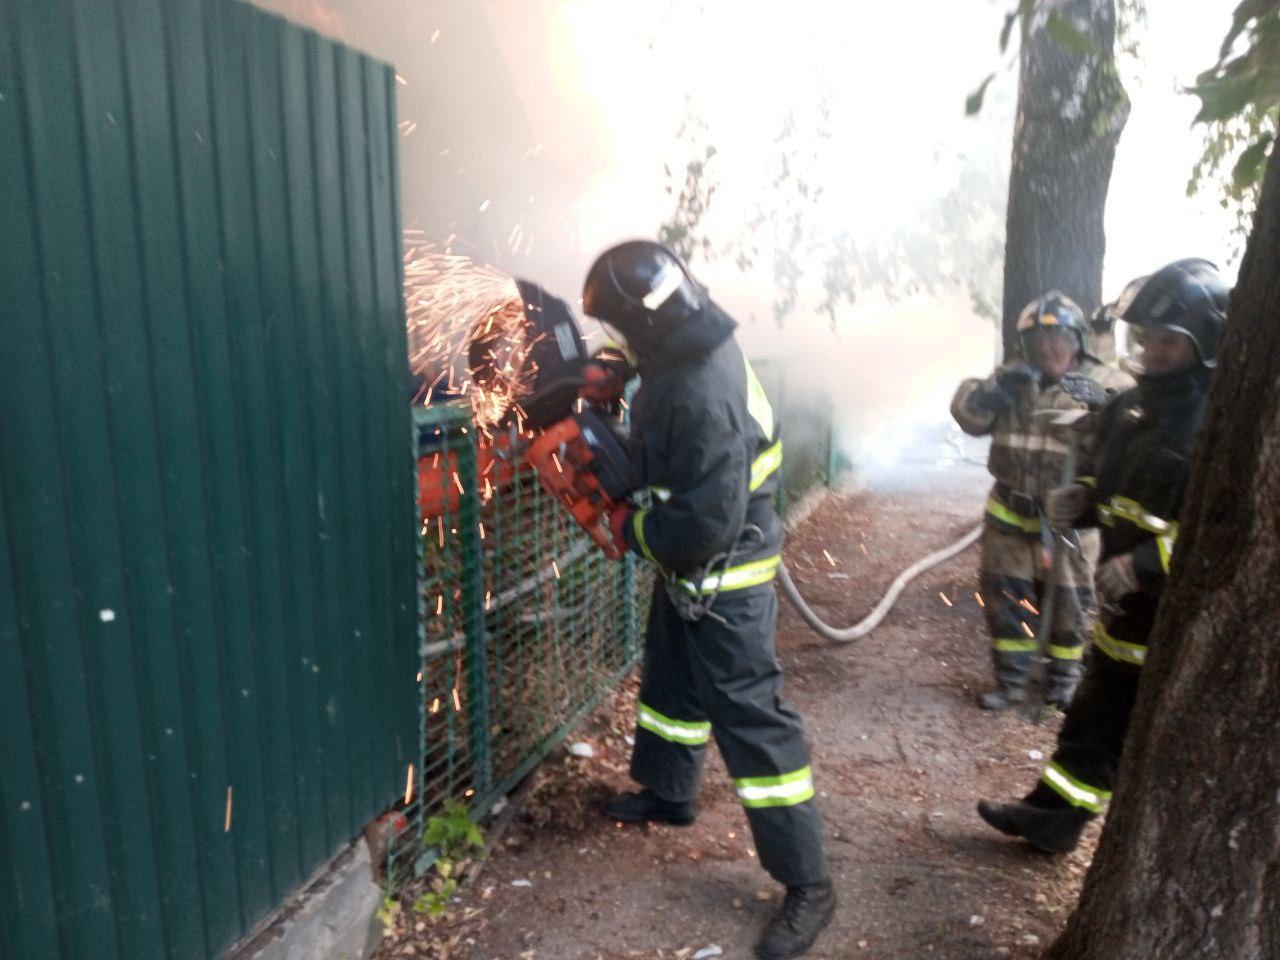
0, 2, 416, 957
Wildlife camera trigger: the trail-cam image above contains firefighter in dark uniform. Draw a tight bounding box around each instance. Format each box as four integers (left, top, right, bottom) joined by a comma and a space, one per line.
952, 294, 1132, 710
582, 241, 834, 960
977, 258, 1227, 853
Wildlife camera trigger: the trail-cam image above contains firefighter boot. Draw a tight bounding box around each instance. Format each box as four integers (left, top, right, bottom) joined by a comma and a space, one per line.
979, 686, 1026, 711
602, 789, 696, 826
976, 800, 1092, 854
754, 879, 837, 960
1044, 677, 1079, 709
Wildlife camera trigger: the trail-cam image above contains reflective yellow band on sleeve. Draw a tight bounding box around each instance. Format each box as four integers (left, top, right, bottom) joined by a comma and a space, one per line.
750, 439, 783, 492
632, 509, 657, 564
1101, 495, 1174, 535
1046, 644, 1084, 660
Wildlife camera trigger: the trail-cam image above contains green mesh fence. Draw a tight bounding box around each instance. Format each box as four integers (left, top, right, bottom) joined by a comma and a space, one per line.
389, 404, 649, 879
390, 365, 831, 880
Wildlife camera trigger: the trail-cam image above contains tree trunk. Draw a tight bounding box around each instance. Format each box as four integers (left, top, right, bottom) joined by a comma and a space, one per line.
1002, 0, 1129, 360
1044, 137, 1280, 960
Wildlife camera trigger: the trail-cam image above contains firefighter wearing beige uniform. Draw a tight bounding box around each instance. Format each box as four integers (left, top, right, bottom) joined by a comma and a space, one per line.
952, 293, 1132, 710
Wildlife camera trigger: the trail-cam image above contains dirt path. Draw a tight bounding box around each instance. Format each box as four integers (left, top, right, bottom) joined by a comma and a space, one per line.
378, 474, 1096, 960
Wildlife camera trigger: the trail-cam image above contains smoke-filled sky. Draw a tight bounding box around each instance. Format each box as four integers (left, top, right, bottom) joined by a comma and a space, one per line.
255, 0, 1241, 443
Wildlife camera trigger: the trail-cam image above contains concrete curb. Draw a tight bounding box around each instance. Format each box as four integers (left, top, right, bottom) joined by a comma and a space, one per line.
224, 840, 382, 960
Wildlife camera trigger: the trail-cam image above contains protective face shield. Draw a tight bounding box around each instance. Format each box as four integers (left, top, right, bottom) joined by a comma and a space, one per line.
1109, 260, 1226, 376
596, 320, 637, 366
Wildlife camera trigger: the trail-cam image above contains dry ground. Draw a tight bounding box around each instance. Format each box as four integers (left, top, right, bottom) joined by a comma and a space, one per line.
377, 466, 1097, 960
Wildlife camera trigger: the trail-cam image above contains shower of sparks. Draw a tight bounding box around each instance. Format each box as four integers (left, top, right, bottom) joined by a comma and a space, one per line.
403, 234, 538, 434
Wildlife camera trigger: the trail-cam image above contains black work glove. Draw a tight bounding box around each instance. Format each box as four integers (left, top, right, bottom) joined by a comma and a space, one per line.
968, 363, 1039, 414
996, 362, 1043, 394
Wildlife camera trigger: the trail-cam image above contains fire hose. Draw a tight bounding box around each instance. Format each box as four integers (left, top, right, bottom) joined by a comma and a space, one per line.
775, 525, 982, 644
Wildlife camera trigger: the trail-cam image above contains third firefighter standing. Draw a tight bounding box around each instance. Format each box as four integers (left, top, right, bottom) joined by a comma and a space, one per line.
952, 294, 1133, 710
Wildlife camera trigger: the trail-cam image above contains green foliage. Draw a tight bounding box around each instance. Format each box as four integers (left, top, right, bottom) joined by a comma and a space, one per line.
1187, 2, 1280, 251
376, 887, 400, 929
966, 73, 998, 116
421, 798, 484, 853
658, 102, 718, 263
406, 799, 485, 922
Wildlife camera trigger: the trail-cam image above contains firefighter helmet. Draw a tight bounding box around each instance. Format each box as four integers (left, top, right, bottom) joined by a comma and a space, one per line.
582, 241, 708, 357
1116, 258, 1227, 368
1016, 291, 1088, 356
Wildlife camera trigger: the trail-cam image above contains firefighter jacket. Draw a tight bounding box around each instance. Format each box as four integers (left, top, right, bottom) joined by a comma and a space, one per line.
951, 358, 1133, 537
1077, 367, 1210, 666
620, 302, 783, 593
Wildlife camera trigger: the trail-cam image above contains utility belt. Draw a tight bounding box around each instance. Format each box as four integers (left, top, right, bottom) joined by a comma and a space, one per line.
986, 482, 1043, 534
663, 508, 782, 625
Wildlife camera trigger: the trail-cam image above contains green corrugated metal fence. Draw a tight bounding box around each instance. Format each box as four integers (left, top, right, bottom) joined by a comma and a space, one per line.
0, 2, 417, 958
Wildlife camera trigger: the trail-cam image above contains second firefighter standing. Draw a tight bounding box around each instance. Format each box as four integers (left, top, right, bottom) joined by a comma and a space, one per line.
952, 294, 1133, 710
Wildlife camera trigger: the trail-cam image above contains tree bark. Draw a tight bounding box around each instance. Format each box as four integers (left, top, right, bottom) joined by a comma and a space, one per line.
1044, 136, 1280, 960
1002, 0, 1129, 360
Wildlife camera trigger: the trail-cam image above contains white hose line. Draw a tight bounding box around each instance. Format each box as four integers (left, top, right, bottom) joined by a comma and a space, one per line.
777, 524, 983, 644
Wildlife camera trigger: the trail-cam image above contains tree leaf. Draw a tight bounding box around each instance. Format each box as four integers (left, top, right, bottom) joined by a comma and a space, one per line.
1231, 132, 1274, 189
966, 72, 997, 116
1191, 71, 1262, 124
999, 11, 1019, 53
1045, 11, 1097, 56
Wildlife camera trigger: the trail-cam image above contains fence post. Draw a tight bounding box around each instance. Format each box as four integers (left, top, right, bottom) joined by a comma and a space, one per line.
453, 423, 493, 797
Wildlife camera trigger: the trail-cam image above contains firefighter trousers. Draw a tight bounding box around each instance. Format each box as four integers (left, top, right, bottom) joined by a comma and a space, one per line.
978, 524, 1100, 692
1025, 651, 1140, 814
629, 581, 829, 887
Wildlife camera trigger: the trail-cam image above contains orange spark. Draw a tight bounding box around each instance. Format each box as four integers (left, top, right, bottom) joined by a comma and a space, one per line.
404, 764, 415, 805
224, 786, 233, 833
452, 687, 462, 711
939, 592, 953, 607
